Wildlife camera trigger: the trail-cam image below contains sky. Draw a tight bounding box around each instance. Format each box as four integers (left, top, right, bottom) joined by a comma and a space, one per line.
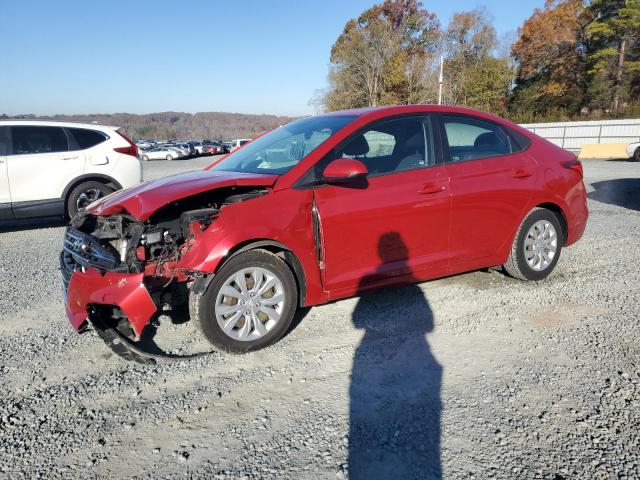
0, 0, 545, 117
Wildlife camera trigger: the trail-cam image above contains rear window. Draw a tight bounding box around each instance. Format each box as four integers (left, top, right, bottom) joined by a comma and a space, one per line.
68, 128, 107, 150
11, 126, 68, 155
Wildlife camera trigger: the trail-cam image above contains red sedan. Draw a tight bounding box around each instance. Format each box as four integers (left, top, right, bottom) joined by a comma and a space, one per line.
61, 105, 588, 360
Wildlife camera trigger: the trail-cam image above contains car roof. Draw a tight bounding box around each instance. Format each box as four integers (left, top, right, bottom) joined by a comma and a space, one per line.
318, 104, 514, 123
0, 119, 120, 131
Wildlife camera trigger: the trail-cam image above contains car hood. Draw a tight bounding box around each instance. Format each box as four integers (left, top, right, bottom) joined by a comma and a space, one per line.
88, 170, 278, 220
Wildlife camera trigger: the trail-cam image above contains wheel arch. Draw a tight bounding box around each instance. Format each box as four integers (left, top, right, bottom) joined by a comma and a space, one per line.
62, 174, 122, 204
193, 239, 308, 307
534, 202, 568, 245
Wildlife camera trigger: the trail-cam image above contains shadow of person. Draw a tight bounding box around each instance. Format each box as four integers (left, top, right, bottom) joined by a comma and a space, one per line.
348, 232, 442, 480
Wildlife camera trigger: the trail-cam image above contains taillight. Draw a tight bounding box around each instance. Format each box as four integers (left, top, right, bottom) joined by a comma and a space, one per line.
562, 159, 583, 178
115, 130, 139, 157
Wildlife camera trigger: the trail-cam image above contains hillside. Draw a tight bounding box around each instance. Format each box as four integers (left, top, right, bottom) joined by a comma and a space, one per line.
1, 111, 300, 141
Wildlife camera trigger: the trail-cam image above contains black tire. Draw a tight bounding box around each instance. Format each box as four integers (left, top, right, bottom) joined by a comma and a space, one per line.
141, 155, 149, 161
166, 154, 174, 161
633, 147, 640, 162
190, 250, 298, 353
66, 181, 113, 218
503, 207, 563, 281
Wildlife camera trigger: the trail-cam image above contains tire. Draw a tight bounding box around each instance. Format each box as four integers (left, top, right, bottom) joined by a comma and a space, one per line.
191, 249, 298, 353
166, 154, 174, 161
503, 207, 563, 281
141, 155, 149, 161
67, 181, 113, 218
633, 147, 640, 162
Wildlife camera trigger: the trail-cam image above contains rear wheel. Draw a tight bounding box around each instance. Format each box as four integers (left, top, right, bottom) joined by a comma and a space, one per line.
633, 147, 640, 162
191, 250, 298, 353
67, 181, 113, 218
166, 154, 174, 161
141, 155, 149, 161
503, 208, 563, 281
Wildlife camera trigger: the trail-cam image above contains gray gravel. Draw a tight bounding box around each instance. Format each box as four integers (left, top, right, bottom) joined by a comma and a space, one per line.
0, 158, 638, 479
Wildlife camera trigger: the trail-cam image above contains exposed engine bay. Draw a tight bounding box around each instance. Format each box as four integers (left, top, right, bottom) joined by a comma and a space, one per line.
61, 187, 266, 284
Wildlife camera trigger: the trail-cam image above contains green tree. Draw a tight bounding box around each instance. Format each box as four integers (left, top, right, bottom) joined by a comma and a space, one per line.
586, 0, 640, 111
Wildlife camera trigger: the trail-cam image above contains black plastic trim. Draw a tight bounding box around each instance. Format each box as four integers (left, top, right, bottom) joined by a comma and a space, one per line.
12, 198, 65, 218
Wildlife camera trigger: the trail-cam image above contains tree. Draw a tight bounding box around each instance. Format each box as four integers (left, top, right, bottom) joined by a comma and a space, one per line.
322, 0, 440, 110
443, 8, 514, 115
510, 0, 589, 120
586, 0, 640, 111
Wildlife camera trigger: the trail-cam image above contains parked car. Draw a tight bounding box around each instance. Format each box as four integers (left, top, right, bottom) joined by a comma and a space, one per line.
139, 146, 183, 161
188, 141, 205, 155
203, 142, 229, 155
228, 138, 251, 151
174, 142, 196, 157
60, 105, 588, 361
627, 141, 640, 162
0, 120, 141, 219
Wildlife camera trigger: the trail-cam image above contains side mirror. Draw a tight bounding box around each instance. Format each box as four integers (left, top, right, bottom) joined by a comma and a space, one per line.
322, 158, 368, 184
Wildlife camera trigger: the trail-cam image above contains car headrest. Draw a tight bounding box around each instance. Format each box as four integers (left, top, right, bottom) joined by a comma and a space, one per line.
343, 135, 369, 156
474, 132, 502, 151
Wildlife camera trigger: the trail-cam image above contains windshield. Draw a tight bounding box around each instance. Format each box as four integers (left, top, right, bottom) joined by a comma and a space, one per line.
210, 114, 357, 174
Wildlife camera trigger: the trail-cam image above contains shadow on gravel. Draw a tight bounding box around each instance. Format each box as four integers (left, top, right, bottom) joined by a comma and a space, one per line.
0, 216, 66, 233
588, 178, 640, 211
349, 232, 442, 480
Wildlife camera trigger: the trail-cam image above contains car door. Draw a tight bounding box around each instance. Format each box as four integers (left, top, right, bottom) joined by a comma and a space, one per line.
7, 125, 85, 217
438, 114, 537, 266
0, 126, 12, 219
312, 115, 451, 296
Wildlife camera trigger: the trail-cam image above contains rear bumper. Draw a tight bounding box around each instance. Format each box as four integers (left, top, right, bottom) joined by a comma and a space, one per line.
64, 268, 156, 336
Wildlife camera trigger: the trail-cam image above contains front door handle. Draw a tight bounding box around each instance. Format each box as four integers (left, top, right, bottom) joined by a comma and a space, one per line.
61, 156, 79, 161
418, 183, 446, 194
512, 169, 532, 178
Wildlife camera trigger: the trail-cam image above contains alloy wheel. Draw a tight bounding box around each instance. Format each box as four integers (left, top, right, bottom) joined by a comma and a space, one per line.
524, 220, 557, 271
214, 267, 286, 341
76, 188, 105, 210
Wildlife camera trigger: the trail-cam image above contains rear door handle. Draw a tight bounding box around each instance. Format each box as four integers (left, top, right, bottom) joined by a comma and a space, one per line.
418, 183, 446, 194
61, 156, 79, 161
512, 169, 532, 178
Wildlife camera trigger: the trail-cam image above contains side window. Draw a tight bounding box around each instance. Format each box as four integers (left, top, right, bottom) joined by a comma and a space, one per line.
68, 128, 107, 150
0, 127, 10, 155
336, 116, 433, 176
11, 126, 68, 155
441, 115, 512, 162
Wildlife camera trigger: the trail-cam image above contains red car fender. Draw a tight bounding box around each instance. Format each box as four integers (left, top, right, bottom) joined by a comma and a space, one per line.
177, 188, 328, 306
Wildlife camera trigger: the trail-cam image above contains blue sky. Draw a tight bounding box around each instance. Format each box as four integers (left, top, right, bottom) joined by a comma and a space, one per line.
0, 0, 544, 116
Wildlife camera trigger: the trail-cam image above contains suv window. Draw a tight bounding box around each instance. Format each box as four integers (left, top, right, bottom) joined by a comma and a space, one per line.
335, 116, 432, 176
0, 127, 10, 155
68, 128, 107, 150
11, 126, 68, 155
441, 115, 512, 162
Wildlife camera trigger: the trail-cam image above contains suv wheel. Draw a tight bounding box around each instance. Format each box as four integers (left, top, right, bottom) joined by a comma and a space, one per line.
67, 181, 113, 218
191, 250, 298, 353
503, 208, 563, 281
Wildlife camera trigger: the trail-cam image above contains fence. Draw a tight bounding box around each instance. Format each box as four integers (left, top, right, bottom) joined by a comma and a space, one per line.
520, 119, 640, 153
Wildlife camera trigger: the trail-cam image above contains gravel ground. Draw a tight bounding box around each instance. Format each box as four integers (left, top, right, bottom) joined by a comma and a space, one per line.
0, 158, 638, 479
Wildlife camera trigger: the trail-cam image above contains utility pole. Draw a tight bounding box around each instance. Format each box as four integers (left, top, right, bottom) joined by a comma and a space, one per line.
438, 55, 444, 105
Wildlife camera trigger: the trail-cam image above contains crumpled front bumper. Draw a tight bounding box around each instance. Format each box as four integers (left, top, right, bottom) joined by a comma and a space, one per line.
65, 268, 157, 336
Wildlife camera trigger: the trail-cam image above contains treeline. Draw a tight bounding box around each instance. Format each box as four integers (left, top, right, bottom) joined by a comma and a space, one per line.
319, 0, 640, 123
0, 112, 298, 141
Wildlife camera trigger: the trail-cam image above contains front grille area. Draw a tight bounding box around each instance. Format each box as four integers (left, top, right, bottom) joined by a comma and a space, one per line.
62, 228, 120, 271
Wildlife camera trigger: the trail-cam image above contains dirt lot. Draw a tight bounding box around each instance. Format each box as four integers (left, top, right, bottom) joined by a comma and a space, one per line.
0, 158, 639, 479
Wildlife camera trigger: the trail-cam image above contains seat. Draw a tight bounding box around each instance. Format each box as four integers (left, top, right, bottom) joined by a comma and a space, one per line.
393, 131, 426, 172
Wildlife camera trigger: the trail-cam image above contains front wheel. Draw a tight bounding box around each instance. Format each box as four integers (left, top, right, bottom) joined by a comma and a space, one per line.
633, 147, 640, 162
166, 154, 174, 161
141, 155, 149, 161
503, 208, 563, 281
191, 250, 298, 353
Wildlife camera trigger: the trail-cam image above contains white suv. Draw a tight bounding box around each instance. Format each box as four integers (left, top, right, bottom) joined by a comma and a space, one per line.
0, 120, 142, 219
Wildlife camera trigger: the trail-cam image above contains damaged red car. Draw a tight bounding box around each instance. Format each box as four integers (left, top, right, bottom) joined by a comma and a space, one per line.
61, 105, 588, 361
